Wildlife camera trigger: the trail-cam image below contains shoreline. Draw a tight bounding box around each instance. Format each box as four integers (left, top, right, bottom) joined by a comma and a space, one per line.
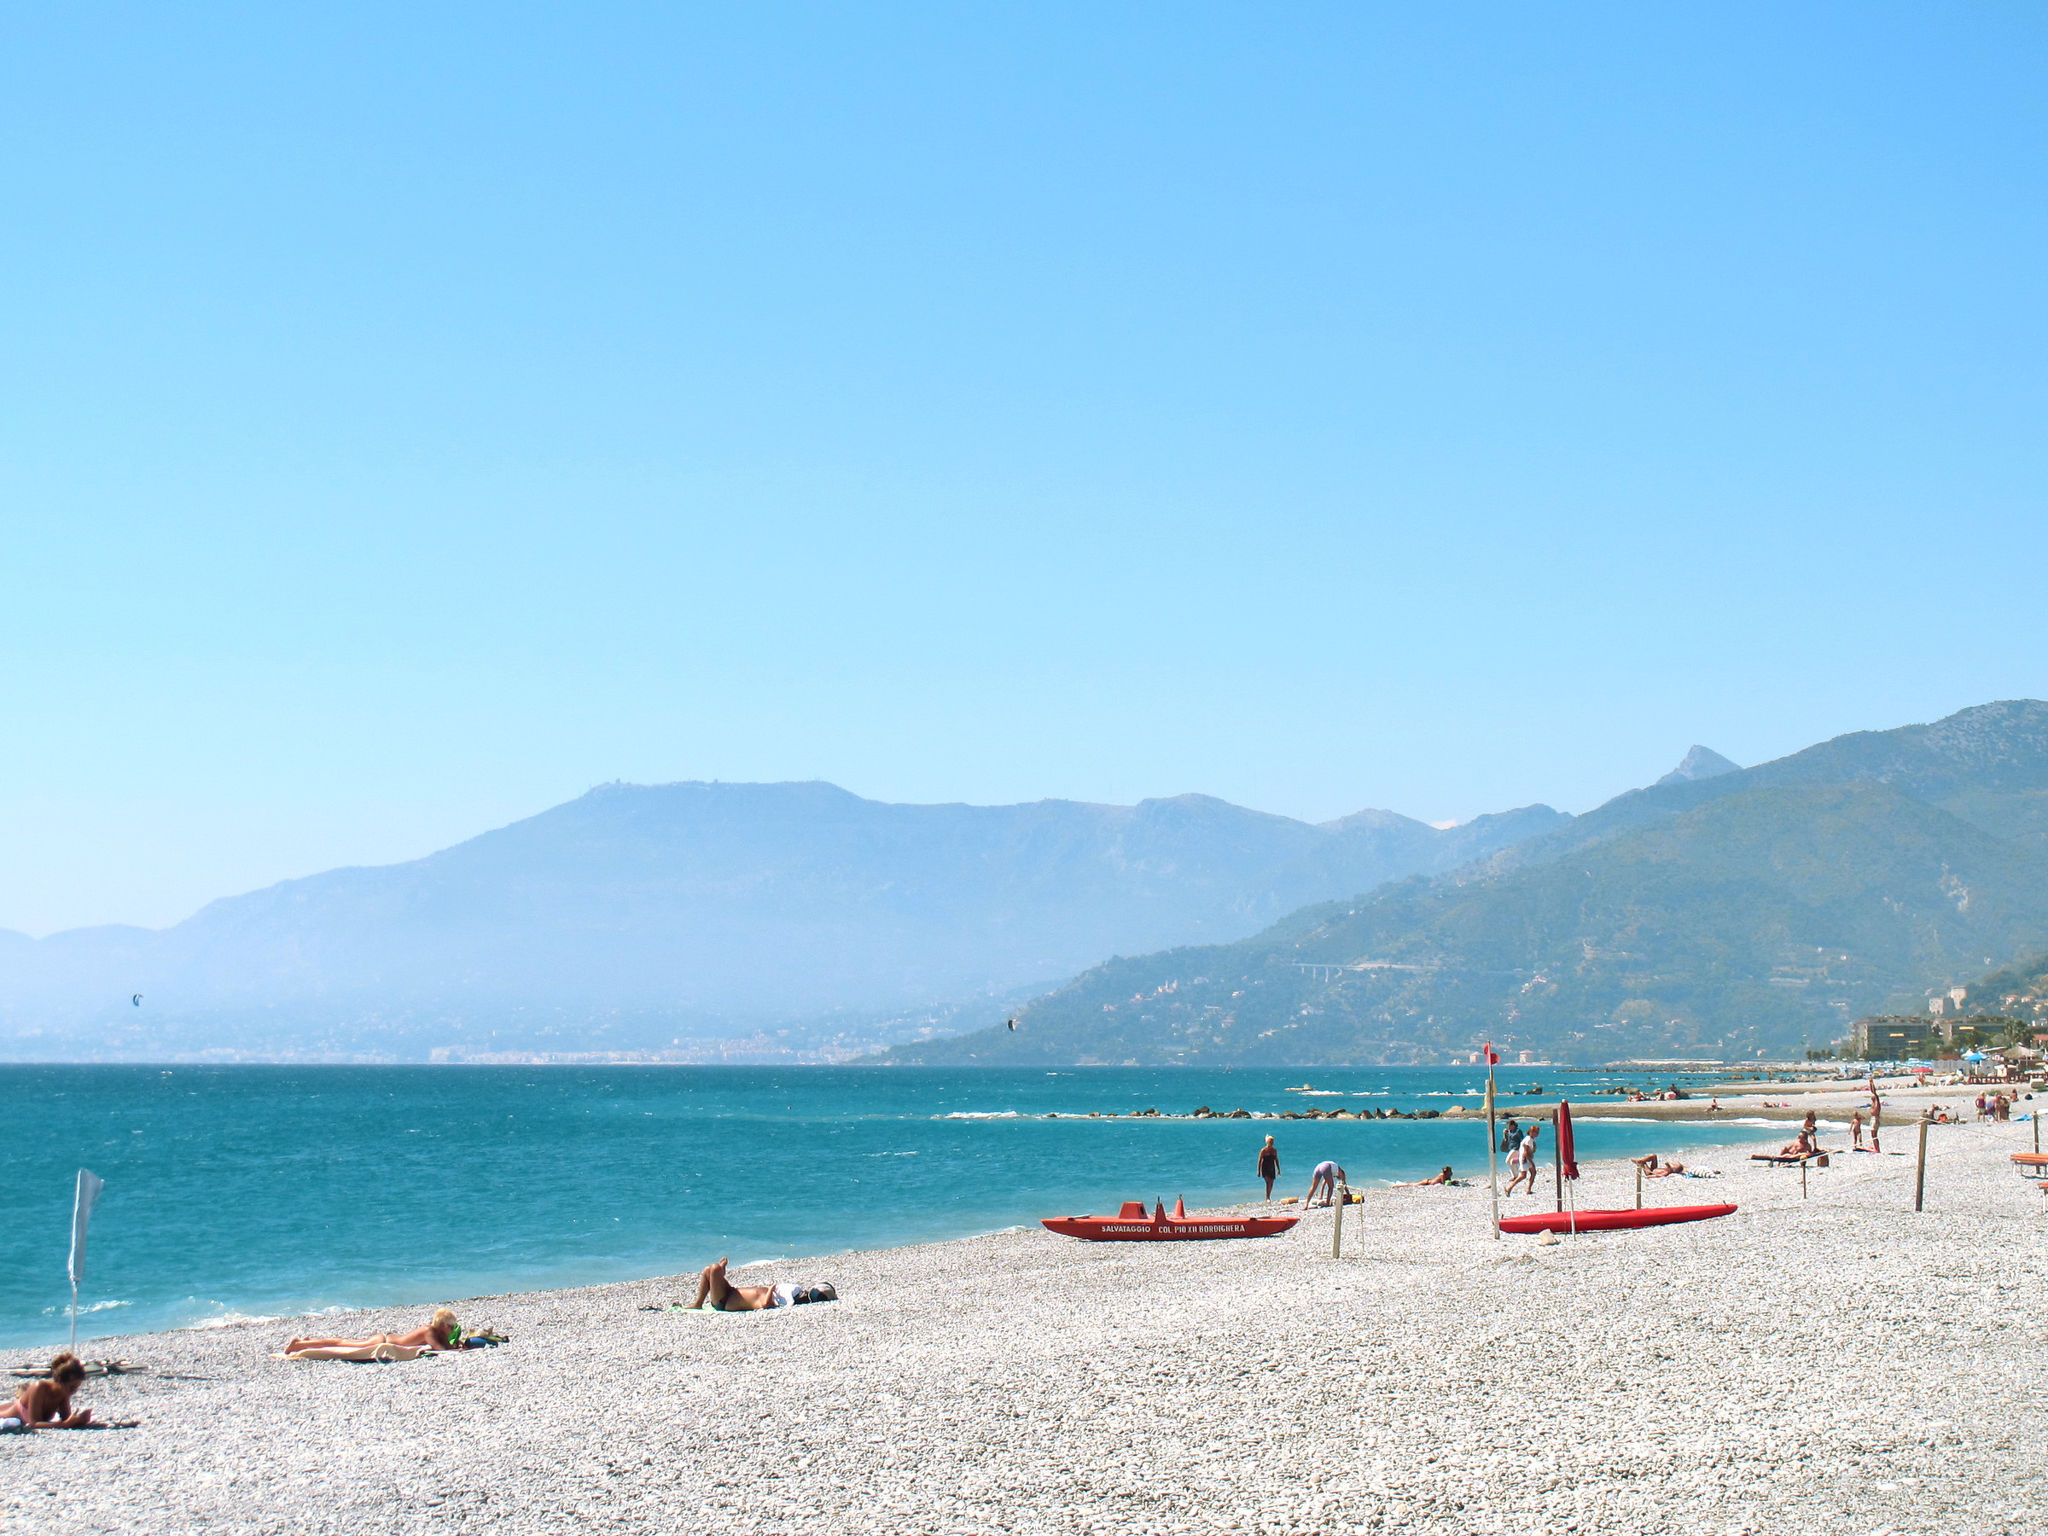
13, 1118, 2048, 1533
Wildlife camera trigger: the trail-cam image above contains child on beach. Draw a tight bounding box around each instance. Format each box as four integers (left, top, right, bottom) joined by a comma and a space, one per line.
1, 1353, 94, 1432
1851, 1110, 1864, 1148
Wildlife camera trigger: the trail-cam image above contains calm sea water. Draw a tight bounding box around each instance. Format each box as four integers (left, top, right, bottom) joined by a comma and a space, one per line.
0, 1063, 1780, 1348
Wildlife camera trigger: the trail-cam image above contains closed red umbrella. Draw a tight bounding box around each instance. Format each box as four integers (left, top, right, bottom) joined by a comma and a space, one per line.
1557, 1099, 1580, 1182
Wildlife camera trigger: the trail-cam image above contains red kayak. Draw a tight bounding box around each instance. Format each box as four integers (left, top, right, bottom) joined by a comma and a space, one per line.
1498, 1203, 1736, 1235
1042, 1199, 1301, 1242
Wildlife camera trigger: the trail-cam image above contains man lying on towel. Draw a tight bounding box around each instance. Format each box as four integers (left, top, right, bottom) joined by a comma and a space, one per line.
685, 1257, 837, 1311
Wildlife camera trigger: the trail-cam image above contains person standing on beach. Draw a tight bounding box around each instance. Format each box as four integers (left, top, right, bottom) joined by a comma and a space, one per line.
1870, 1100, 1883, 1154
1257, 1135, 1280, 1199
1850, 1110, 1865, 1149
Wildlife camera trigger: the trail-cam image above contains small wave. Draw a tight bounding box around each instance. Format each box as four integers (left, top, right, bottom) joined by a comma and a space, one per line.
41, 1299, 131, 1316
185, 1312, 283, 1330
866, 1150, 919, 1157
1296, 1091, 1347, 1097
937, 1110, 1021, 1119
1350, 1091, 1390, 1097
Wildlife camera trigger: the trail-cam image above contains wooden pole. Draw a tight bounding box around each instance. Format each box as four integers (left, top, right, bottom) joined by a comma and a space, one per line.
1486, 1062, 1500, 1240
1635, 1163, 1642, 1209
1914, 1116, 1929, 1212
2034, 1107, 2040, 1156
1332, 1187, 1345, 1258
1801, 1160, 1808, 1200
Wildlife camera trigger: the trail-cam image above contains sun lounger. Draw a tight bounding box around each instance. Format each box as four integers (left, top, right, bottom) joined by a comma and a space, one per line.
1750, 1151, 1835, 1165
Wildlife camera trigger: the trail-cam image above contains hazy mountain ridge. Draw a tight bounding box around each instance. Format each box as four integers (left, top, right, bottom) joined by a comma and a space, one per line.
0, 781, 1564, 1061
893, 703, 2048, 1066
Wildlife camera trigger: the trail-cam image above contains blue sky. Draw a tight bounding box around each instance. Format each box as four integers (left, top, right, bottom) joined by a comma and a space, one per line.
3, 3, 2045, 933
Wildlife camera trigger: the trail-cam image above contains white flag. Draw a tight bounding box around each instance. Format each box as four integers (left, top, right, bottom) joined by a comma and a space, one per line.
69, 1169, 105, 1288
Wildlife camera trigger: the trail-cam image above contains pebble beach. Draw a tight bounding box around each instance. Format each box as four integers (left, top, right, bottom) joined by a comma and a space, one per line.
8, 1092, 2045, 1536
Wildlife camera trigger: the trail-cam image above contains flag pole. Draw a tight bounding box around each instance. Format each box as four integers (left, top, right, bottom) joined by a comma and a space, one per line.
68, 1169, 104, 1357
1484, 1045, 1500, 1239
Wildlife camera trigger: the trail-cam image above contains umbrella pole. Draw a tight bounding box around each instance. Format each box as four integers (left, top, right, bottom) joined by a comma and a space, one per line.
1486, 1061, 1500, 1239
69, 1276, 78, 1355
1553, 1113, 1563, 1213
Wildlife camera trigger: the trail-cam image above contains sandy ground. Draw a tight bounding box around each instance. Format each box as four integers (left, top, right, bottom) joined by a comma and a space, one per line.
6, 1110, 2046, 1536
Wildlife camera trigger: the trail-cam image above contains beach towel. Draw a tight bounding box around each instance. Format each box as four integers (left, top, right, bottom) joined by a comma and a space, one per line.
276, 1343, 435, 1362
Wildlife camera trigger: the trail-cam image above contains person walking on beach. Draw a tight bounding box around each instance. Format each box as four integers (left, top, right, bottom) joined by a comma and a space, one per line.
1305, 1160, 1346, 1207
1257, 1135, 1280, 1200
1500, 1116, 1522, 1157
1504, 1123, 1541, 1196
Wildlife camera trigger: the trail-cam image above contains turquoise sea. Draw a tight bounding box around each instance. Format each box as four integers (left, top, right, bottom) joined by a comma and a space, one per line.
0, 1064, 1782, 1348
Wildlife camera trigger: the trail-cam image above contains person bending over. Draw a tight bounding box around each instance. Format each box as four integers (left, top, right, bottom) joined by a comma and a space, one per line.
687, 1257, 838, 1312
1, 1353, 94, 1432
1778, 1128, 1818, 1158
284, 1308, 469, 1355
1304, 1161, 1346, 1208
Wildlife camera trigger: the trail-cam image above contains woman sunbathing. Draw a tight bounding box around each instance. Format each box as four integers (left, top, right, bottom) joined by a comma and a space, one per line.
0, 1353, 93, 1431
1391, 1167, 1455, 1188
283, 1308, 467, 1355
687, 1257, 837, 1311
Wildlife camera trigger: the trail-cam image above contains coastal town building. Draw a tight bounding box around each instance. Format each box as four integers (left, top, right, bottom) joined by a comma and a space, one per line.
1850, 1016, 1935, 1057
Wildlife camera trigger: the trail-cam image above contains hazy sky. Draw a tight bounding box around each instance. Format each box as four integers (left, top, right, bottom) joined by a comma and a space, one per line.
4, 4, 2045, 934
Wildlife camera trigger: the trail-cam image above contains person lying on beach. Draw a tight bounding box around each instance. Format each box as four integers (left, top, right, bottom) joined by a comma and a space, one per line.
1778, 1130, 1818, 1158
1, 1353, 94, 1431
1644, 1160, 1689, 1178
283, 1308, 473, 1356
1391, 1167, 1455, 1188
685, 1257, 838, 1312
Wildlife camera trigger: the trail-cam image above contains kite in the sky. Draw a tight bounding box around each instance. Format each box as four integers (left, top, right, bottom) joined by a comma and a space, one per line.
131, 994, 142, 1007
1007, 1017, 1016, 1031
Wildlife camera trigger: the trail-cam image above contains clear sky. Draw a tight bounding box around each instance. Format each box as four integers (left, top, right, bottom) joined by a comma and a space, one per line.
3, 4, 2045, 934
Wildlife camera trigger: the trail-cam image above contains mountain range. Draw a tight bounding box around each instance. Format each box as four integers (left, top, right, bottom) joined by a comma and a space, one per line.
890, 701, 2048, 1066
0, 782, 1562, 1061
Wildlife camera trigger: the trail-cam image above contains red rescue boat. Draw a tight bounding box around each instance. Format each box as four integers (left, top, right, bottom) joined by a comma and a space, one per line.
1042, 1199, 1300, 1242
1498, 1202, 1736, 1235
